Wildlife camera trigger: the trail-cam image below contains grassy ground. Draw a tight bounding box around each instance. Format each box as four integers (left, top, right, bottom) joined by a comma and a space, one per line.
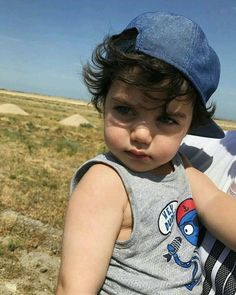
0, 91, 105, 229
0, 90, 235, 294
0, 91, 106, 294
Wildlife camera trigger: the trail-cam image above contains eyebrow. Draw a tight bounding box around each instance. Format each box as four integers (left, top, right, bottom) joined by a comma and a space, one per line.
111, 97, 134, 106
112, 96, 129, 101
167, 111, 187, 119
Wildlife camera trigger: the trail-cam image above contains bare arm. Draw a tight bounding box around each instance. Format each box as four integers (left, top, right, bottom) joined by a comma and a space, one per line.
56, 164, 128, 295
185, 163, 236, 251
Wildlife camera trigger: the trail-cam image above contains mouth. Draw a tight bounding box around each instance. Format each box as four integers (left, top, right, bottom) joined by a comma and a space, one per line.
126, 149, 151, 160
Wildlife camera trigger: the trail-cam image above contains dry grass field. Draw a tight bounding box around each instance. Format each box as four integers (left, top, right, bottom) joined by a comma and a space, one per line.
0, 90, 105, 294
0, 89, 235, 294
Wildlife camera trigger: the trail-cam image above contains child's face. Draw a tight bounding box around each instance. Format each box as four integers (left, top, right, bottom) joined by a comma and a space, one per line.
104, 80, 193, 175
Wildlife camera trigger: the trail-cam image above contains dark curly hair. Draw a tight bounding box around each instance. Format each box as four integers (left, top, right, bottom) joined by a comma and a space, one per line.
83, 28, 215, 131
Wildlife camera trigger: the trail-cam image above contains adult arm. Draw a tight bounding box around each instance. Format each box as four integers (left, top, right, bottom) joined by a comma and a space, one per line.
56, 164, 128, 295
185, 164, 236, 251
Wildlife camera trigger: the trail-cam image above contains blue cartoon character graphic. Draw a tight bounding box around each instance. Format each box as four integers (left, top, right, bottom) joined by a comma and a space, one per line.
163, 198, 201, 290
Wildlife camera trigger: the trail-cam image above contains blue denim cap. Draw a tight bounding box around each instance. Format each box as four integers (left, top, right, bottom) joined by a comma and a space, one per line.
124, 11, 224, 138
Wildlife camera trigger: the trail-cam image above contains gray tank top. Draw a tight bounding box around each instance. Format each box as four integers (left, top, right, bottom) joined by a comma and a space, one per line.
71, 152, 202, 294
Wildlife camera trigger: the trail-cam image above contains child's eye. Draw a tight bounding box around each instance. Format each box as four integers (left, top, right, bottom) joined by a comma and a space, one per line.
114, 105, 133, 115
158, 116, 177, 125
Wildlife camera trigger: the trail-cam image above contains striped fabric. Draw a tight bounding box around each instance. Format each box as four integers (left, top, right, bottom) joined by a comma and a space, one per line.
181, 131, 236, 295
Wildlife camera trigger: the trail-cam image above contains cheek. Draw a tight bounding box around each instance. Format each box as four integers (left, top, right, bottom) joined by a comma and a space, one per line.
104, 125, 126, 150
104, 114, 130, 149
164, 142, 180, 157
153, 136, 183, 158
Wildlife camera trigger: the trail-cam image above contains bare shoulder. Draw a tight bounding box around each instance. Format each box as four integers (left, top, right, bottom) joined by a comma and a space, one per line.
71, 163, 128, 210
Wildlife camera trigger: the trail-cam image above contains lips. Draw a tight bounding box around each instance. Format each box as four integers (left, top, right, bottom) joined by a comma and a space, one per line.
127, 149, 151, 160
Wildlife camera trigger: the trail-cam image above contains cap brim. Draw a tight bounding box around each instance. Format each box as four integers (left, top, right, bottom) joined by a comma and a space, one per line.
189, 118, 225, 138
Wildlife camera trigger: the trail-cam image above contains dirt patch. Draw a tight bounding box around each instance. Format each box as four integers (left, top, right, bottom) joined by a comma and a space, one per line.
59, 114, 92, 127
0, 209, 62, 294
0, 103, 29, 116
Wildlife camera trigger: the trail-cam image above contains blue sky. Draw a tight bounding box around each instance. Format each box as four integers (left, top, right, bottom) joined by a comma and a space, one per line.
0, 0, 235, 120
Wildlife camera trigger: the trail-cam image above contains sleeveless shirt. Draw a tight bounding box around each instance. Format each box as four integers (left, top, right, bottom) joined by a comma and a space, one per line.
71, 152, 202, 294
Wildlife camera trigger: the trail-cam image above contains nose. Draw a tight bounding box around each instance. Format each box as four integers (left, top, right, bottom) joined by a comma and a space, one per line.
130, 122, 152, 146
